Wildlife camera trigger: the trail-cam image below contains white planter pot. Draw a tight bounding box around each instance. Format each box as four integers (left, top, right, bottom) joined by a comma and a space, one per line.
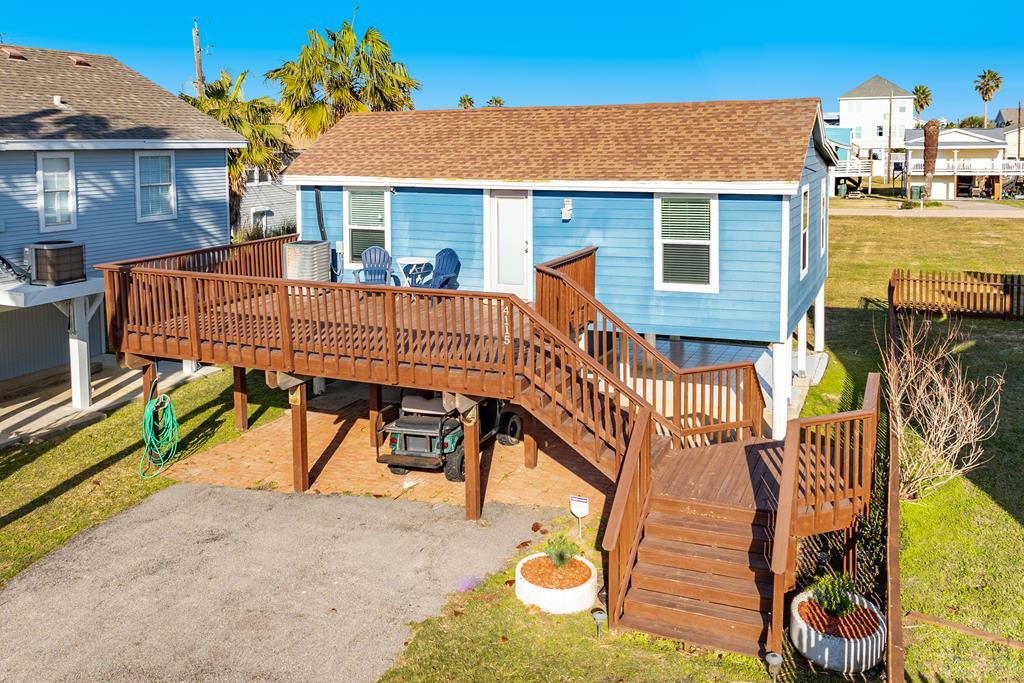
789, 590, 886, 673
514, 552, 598, 615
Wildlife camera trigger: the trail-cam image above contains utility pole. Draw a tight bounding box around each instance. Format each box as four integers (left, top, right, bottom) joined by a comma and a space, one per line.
192, 18, 205, 97
886, 90, 894, 185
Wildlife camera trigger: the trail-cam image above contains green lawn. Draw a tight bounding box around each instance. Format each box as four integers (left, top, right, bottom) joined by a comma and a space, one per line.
808, 216, 1024, 681
0, 369, 286, 586
996, 198, 1024, 209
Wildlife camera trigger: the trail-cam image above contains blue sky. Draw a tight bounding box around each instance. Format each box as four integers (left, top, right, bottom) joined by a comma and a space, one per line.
3, 1, 1020, 120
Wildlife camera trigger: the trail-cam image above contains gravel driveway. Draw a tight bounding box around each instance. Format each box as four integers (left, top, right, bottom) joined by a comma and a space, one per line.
0, 484, 552, 682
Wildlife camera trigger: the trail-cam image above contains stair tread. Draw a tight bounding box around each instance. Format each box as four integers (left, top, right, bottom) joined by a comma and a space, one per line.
645, 511, 771, 539
632, 561, 772, 596
625, 587, 769, 629
639, 537, 771, 572
618, 614, 763, 659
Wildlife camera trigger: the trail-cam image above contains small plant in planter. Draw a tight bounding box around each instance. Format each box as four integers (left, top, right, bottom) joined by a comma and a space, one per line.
514, 534, 598, 614
790, 573, 886, 673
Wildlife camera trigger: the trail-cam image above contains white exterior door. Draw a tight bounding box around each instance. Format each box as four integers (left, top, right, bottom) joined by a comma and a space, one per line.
487, 190, 532, 299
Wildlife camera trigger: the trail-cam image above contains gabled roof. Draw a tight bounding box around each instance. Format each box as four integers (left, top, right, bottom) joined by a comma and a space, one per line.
904, 127, 1007, 148
286, 98, 832, 188
997, 108, 1021, 124
839, 76, 911, 99
0, 44, 245, 148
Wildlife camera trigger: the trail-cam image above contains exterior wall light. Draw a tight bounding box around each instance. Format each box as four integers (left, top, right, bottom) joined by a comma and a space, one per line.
561, 198, 573, 221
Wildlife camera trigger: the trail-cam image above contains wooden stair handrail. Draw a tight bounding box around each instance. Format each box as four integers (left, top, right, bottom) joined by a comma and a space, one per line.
602, 407, 653, 552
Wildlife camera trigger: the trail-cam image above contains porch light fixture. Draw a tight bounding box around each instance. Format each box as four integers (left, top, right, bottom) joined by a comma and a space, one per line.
591, 608, 607, 639
561, 198, 573, 221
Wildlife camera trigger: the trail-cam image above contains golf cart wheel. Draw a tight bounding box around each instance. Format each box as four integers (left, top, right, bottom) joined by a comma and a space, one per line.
444, 446, 466, 483
497, 410, 524, 446
388, 465, 410, 475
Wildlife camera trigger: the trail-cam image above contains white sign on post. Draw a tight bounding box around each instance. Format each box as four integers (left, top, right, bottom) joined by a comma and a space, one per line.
569, 495, 590, 537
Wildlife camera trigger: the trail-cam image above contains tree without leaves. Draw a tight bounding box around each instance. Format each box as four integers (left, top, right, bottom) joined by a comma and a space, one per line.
485, 96, 504, 107
458, 94, 474, 109
973, 69, 1003, 128
265, 22, 419, 141
912, 85, 931, 125
180, 70, 291, 228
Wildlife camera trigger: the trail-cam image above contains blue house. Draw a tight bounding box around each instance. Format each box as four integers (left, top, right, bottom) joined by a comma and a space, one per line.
283, 99, 836, 436
0, 45, 244, 408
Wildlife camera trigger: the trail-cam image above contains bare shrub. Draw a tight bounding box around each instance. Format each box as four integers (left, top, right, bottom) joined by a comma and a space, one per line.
882, 316, 1003, 499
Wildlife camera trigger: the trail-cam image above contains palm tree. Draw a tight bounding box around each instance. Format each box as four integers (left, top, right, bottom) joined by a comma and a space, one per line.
923, 119, 940, 199
912, 85, 932, 125
485, 96, 505, 107
458, 94, 475, 109
265, 22, 419, 141
181, 70, 291, 227
973, 70, 1003, 128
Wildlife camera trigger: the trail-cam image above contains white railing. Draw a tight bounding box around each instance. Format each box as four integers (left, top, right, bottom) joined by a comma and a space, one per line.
834, 160, 873, 176
907, 159, 1024, 175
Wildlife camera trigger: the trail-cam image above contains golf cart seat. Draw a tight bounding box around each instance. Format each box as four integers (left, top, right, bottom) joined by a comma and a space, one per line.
401, 393, 447, 417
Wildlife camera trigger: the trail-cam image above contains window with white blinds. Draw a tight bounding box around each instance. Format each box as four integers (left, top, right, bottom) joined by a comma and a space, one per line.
654, 195, 718, 293
345, 188, 388, 265
37, 152, 76, 232
135, 151, 176, 222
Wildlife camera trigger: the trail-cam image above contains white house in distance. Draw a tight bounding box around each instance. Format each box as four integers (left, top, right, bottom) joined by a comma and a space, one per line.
905, 127, 1024, 199
839, 75, 915, 152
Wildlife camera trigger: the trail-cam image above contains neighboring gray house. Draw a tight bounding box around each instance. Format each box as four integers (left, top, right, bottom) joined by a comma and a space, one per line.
0, 44, 244, 407
238, 162, 297, 232
995, 107, 1020, 128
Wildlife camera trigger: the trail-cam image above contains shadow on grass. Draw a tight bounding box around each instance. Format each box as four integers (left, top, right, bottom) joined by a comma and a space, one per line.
0, 369, 287, 532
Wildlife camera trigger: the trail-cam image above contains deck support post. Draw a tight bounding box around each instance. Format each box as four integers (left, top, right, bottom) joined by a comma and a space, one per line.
523, 414, 538, 469
464, 406, 482, 521
141, 363, 157, 404
813, 285, 825, 353
770, 340, 792, 439
796, 314, 808, 377
232, 367, 248, 431
68, 296, 92, 409
368, 384, 382, 447
290, 383, 309, 492
843, 524, 858, 579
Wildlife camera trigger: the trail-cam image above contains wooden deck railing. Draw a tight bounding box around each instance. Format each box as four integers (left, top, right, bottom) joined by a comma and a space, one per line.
890, 269, 1024, 320
98, 248, 662, 481
601, 407, 654, 628
111, 234, 298, 277
767, 372, 882, 653
536, 252, 764, 446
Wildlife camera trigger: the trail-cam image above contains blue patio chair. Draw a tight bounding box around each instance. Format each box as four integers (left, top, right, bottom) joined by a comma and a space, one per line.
415, 248, 460, 289
353, 246, 399, 285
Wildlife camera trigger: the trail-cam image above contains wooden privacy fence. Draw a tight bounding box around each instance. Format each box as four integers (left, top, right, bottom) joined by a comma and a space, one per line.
536, 250, 764, 446
767, 373, 882, 653
890, 269, 1024, 320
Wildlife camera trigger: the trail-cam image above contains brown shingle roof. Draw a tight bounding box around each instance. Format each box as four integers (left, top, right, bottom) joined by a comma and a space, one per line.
0, 44, 244, 143
286, 98, 823, 184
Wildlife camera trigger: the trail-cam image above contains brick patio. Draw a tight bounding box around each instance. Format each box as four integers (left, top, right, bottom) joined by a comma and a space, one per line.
167, 381, 614, 517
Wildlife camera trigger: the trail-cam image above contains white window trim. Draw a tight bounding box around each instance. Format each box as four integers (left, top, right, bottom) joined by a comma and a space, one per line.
820, 177, 827, 256
342, 186, 391, 271
799, 184, 810, 279
653, 193, 719, 294
250, 206, 272, 229
36, 151, 77, 233
135, 151, 177, 223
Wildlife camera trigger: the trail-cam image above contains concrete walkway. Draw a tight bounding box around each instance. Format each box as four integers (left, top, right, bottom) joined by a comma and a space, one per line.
0, 355, 219, 448
831, 200, 1024, 218
0, 484, 554, 682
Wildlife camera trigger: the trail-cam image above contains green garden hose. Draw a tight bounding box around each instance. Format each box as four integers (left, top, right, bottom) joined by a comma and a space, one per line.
139, 377, 180, 479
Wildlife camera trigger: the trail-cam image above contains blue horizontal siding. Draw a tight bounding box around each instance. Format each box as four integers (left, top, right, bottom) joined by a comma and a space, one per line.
786, 139, 829, 336
533, 191, 783, 342
391, 188, 484, 289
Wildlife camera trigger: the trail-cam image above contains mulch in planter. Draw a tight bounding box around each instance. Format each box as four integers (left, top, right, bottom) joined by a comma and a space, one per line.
798, 598, 879, 639
520, 556, 591, 589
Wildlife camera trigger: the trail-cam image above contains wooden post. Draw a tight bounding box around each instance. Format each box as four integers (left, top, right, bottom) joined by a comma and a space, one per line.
523, 414, 538, 469
290, 384, 309, 492
141, 363, 157, 403
843, 524, 858, 579
368, 384, 382, 447
464, 407, 482, 520
233, 367, 248, 431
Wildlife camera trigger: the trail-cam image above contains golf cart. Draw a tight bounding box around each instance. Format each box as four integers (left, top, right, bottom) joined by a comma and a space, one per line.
375, 390, 524, 482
